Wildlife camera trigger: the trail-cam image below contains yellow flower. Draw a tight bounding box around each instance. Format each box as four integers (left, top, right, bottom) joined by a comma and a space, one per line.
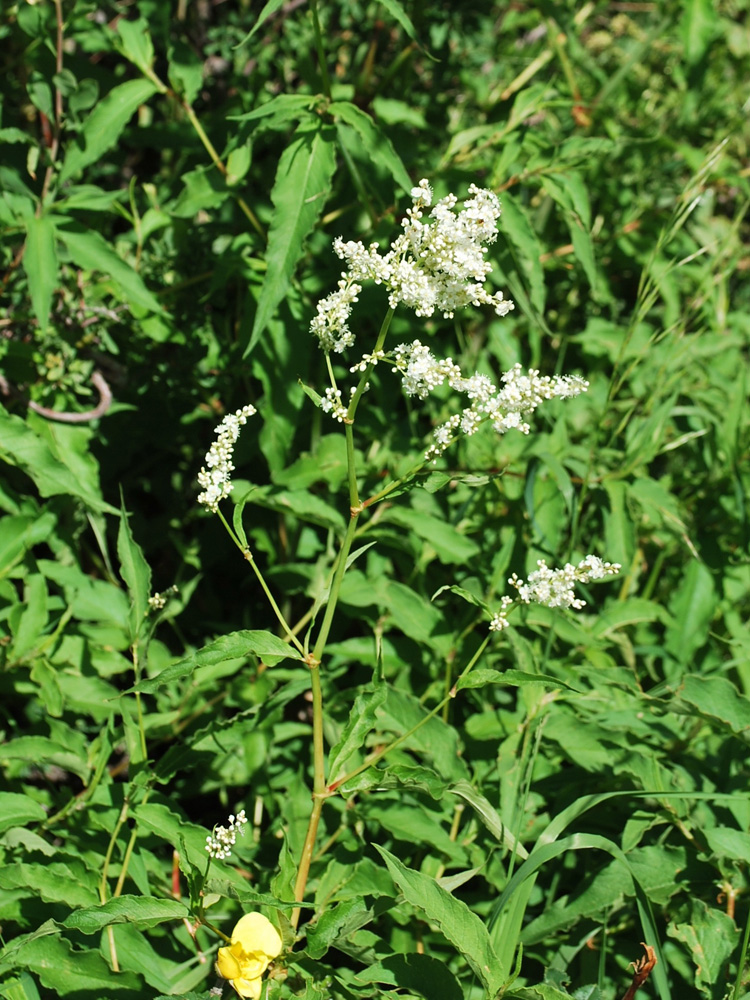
216, 912, 283, 999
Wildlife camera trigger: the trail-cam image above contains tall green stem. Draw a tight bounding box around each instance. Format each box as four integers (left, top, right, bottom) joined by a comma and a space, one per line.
291, 308, 395, 925
309, 0, 332, 99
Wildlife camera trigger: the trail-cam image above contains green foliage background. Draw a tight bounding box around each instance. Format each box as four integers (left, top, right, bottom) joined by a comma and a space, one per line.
0, 1, 749, 999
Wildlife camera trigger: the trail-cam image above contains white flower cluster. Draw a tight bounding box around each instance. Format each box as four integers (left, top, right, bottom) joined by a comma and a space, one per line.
197, 405, 256, 513
311, 179, 514, 352
147, 585, 179, 612
392, 340, 462, 398
489, 556, 621, 631
205, 809, 248, 860
310, 277, 361, 353
387, 342, 589, 459
320, 387, 348, 422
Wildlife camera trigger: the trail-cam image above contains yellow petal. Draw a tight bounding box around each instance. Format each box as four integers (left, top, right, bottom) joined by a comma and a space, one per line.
231, 913, 283, 959
216, 943, 244, 980
230, 974, 263, 999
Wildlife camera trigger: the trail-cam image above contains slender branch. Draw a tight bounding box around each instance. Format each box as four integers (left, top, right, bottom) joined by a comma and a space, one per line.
330, 634, 491, 791
309, 0, 332, 99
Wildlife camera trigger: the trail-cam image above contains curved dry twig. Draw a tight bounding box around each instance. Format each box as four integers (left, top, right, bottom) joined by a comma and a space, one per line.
0, 370, 113, 423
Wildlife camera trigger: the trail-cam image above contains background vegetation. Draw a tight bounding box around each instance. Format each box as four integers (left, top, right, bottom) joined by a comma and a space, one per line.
0, 1, 749, 999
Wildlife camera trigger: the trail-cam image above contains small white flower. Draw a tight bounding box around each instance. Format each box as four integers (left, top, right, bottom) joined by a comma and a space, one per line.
205, 809, 248, 860
349, 350, 385, 373
197, 406, 256, 512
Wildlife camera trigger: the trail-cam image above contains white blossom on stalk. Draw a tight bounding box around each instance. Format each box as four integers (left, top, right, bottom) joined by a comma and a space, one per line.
205, 810, 248, 860
423, 362, 589, 461
311, 179, 514, 353
489, 556, 621, 631
393, 340, 462, 398
197, 405, 256, 512
310, 276, 361, 352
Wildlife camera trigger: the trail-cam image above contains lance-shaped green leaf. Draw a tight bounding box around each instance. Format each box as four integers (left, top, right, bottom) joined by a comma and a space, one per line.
329, 101, 412, 193
23, 213, 58, 329
117, 496, 151, 643
244, 121, 336, 356
57, 221, 164, 314
134, 629, 304, 693
59, 78, 158, 184
0, 410, 117, 513
63, 895, 188, 933
327, 684, 387, 786
375, 846, 504, 996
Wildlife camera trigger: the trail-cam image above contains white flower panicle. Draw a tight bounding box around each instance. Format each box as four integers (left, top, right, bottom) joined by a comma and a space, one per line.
489, 556, 621, 631
205, 809, 248, 860
388, 349, 589, 461
311, 179, 514, 352
197, 405, 256, 513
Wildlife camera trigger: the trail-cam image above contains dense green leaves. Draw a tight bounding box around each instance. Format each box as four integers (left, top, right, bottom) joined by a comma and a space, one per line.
1, 3, 748, 1000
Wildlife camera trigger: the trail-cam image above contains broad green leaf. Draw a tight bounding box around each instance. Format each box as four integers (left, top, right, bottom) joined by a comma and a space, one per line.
592, 598, 671, 638
230, 94, 319, 126
248, 485, 345, 531
58, 185, 122, 212
377, 688, 469, 782
244, 122, 336, 356
117, 498, 151, 642
23, 214, 58, 329
456, 668, 580, 693
329, 101, 412, 193
226, 142, 252, 186
0, 861, 98, 907
306, 897, 374, 960
450, 781, 528, 858
9, 573, 48, 661
357, 954, 462, 1000
679, 0, 721, 65
112, 922, 211, 994
703, 827, 750, 861
167, 39, 203, 104
382, 508, 480, 565
676, 675, 750, 737
0, 971, 42, 1000
63, 895, 188, 933
0, 932, 142, 993
382, 580, 443, 646
499, 192, 545, 313
0, 411, 116, 513
58, 78, 158, 184
57, 221, 164, 314
667, 898, 738, 998
0, 793, 47, 833
664, 560, 716, 663
116, 17, 157, 76
134, 629, 303, 693
0, 736, 89, 783
375, 846, 503, 995
368, 805, 470, 864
